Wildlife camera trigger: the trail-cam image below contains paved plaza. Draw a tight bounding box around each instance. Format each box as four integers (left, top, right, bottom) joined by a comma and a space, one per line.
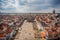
14, 20, 35, 40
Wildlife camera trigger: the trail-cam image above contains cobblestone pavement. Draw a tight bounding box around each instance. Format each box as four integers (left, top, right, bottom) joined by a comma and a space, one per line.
14, 20, 35, 40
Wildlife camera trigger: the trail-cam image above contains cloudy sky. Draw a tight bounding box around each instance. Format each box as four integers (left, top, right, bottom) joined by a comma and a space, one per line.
0, 0, 60, 13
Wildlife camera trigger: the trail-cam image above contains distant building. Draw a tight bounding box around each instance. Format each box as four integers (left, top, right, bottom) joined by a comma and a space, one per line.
53, 9, 55, 14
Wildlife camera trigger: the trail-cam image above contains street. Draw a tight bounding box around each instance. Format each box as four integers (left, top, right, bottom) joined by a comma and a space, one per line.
14, 20, 35, 40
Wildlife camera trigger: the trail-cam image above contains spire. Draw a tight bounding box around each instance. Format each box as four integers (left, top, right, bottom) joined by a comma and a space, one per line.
53, 9, 55, 14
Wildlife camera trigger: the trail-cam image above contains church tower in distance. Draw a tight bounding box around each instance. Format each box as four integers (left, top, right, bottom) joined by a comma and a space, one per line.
53, 9, 55, 14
